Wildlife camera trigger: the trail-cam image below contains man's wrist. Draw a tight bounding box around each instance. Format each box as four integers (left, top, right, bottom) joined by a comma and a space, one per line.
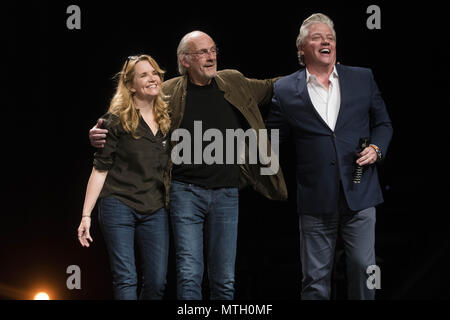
369, 144, 382, 161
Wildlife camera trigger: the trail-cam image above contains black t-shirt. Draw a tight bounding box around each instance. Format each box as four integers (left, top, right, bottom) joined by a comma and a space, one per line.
172, 79, 241, 188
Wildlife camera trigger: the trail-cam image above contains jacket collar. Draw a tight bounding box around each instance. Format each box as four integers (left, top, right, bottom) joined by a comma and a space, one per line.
296, 69, 331, 131
214, 72, 229, 93
334, 64, 348, 131
296, 64, 348, 132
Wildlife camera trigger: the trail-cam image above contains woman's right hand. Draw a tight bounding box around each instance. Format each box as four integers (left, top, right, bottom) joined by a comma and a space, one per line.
77, 217, 93, 247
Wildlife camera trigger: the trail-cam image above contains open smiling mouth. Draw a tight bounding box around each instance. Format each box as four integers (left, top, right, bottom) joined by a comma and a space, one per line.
319, 48, 331, 54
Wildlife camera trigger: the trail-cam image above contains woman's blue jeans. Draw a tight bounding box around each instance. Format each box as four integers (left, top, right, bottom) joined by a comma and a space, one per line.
98, 196, 169, 300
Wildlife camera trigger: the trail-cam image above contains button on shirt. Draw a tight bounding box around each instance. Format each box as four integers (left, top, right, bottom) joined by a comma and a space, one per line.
306, 66, 341, 131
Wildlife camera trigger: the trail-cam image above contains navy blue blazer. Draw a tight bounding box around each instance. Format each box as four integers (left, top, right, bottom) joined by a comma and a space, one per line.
267, 64, 393, 214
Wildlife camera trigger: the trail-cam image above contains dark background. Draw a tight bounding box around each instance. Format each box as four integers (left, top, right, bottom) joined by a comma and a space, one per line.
2, 0, 449, 301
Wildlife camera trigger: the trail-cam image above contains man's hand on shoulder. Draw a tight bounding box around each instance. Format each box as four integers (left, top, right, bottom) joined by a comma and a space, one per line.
89, 119, 108, 148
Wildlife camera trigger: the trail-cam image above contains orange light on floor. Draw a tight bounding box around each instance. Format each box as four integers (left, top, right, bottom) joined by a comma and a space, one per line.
33, 292, 50, 300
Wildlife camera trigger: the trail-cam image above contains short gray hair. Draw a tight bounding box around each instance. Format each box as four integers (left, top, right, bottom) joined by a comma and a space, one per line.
296, 13, 336, 66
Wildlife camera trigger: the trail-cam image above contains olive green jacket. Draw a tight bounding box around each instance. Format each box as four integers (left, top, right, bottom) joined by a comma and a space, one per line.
162, 69, 287, 202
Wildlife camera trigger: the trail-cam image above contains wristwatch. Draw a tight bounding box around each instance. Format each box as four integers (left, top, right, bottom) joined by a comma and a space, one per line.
369, 144, 382, 162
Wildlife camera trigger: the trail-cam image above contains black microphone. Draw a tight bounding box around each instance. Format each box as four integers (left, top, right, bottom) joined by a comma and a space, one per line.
353, 137, 370, 184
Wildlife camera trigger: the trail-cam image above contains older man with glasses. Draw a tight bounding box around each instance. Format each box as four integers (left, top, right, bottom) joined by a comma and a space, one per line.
89, 31, 287, 300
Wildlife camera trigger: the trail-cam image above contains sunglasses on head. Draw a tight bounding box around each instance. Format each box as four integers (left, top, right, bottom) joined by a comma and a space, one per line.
123, 55, 140, 79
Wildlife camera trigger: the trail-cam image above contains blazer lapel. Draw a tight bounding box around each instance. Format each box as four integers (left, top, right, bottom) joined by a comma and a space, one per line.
215, 73, 248, 118
334, 64, 347, 132
297, 69, 333, 132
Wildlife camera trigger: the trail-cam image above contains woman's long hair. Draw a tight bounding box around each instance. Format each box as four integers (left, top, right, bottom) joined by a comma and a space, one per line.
108, 55, 171, 138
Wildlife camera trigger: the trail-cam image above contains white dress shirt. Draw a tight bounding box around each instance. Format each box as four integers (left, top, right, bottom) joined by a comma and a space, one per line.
306, 66, 341, 131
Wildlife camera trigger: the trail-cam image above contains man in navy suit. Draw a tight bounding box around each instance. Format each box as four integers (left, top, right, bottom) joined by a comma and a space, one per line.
266, 13, 393, 299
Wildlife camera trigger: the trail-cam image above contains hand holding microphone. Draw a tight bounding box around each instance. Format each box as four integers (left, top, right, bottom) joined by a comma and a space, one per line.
353, 138, 371, 184
353, 138, 381, 183
356, 145, 379, 166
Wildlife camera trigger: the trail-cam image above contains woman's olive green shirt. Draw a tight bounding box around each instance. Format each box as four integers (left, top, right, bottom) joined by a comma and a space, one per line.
93, 113, 170, 214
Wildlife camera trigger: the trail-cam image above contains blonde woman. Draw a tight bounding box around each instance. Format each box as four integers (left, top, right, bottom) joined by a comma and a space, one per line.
77, 55, 171, 300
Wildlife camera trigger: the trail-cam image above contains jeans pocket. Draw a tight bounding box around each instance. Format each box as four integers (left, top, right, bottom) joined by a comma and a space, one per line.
98, 196, 134, 226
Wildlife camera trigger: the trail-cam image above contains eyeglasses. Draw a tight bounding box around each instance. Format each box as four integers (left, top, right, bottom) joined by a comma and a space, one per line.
186, 47, 219, 58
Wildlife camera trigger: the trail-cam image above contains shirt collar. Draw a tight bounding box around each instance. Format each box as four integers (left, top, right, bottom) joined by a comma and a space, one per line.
306, 65, 339, 83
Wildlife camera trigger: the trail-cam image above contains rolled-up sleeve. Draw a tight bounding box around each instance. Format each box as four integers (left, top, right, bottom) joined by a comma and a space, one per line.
93, 113, 119, 171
